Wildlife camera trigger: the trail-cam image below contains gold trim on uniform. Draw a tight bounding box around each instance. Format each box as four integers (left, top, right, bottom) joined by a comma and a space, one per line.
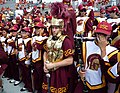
11, 51, 16, 55
108, 50, 119, 59
63, 2, 69, 5
36, 40, 43, 44
76, 64, 80, 68
64, 49, 74, 57
117, 52, 120, 62
43, 44, 47, 51
105, 62, 111, 66
111, 35, 120, 45
118, 30, 120, 35
86, 76, 106, 90
19, 57, 26, 61
42, 82, 68, 93
82, 42, 86, 64
8, 40, 14, 44
107, 67, 116, 79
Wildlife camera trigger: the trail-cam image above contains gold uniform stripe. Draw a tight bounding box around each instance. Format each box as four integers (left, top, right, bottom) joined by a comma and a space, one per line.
36, 40, 43, 44
82, 42, 86, 64
117, 52, 120, 62
107, 67, 116, 79
108, 50, 119, 59
118, 30, 120, 35
111, 35, 120, 45
19, 57, 26, 61
32, 57, 41, 63
105, 62, 111, 66
86, 76, 106, 90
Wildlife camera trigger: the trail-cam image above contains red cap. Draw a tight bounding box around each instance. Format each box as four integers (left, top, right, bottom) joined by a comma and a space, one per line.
88, 9, 94, 20
16, 16, 20, 20
47, 16, 52, 20
78, 4, 86, 11
110, 6, 119, 13
34, 22, 45, 28
34, 17, 41, 22
10, 25, 18, 31
106, 7, 111, 13
34, 6, 37, 9
22, 27, 32, 34
100, 8, 106, 13
63, 0, 71, 3
94, 21, 112, 35
78, 4, 83, 10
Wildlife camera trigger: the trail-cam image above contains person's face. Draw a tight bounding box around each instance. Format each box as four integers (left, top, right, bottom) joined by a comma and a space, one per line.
16, 19, 20, 23
100, 12, 106, 18
2, 30, 7, 37
51, 26, 61, 36
21, 31, 27, 38
35, 27, 44, 36
23, 21, 27, 27
11, 31, 17, 37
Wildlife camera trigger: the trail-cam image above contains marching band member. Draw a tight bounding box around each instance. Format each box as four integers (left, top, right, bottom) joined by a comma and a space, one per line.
17, 27, 32, 92
106, 6, 120, 51
74, 21, 120, 93
0, 27, 9, 53
76, 4, 89, 35
31, 22, 48, 93
96, 8, 107, 23
6, 25, 20, 86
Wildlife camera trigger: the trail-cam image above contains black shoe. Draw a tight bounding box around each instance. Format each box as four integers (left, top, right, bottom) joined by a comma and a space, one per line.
0, 86, 3, 92
14, 81, 21, 86
9, 79, 15, 83
2, 76, 6, 78
20, 87, 27, 91
7, 78, 11, 80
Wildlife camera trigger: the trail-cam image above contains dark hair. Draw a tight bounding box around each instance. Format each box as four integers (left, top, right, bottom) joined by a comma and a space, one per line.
80, 8, 86, 12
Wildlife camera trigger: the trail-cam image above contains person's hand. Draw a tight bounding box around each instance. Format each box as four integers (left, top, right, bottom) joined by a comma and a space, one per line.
25, 64, 29, 68
96, 34, 108, 50
45, 62, 54, 70
96, 34, 108, 57
44, 63, 49, 73
78, 69, 86, 81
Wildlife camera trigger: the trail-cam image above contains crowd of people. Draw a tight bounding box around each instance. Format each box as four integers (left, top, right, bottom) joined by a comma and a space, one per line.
0, 0, 120, 93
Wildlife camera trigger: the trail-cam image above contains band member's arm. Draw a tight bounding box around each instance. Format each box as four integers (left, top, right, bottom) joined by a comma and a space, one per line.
100, 52, 120, 83
43, 51, 49, 73
45, 56, 73, 70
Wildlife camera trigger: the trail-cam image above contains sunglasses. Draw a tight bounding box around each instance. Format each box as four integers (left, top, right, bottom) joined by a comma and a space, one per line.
101, 12, 106, 14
